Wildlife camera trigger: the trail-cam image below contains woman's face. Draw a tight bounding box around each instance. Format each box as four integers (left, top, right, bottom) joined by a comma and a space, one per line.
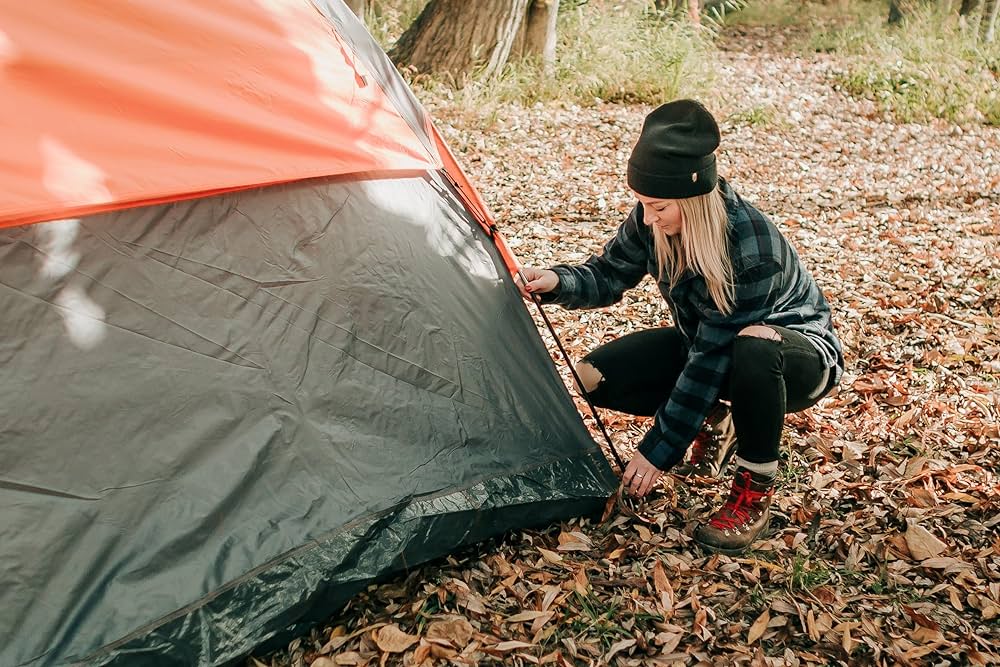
635, 192, 682, 236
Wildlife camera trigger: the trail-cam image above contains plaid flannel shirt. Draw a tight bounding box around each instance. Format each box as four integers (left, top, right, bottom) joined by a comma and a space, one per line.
542, 179, 844, 470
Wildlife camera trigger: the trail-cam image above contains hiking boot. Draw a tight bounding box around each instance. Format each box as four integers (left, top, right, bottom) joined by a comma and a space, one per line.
693, 468, 775, 555
672, 404, 737, 478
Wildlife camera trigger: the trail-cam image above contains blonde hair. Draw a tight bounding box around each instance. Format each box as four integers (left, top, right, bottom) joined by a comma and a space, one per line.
652, 186, 735, 315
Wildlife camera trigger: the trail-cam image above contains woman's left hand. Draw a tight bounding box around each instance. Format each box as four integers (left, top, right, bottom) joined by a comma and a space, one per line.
622, 453, 663, 498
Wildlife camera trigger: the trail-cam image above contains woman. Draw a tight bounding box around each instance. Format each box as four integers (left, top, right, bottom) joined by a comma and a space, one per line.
516, 99, 844, 554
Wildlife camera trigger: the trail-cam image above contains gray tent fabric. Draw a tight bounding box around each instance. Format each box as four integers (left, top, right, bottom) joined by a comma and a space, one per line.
0, 173, 616, 666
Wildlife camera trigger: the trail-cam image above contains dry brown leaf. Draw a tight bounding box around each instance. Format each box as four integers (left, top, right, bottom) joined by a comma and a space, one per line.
604, 638, 636, 661
530, 611, 555, 634
573, 567, 589, 595
541, 585, 561, 611
921, 557, 972, 571
411, 641, 432, 665
557, 530, 593, 551
905, 521, 948, 560
425, 617, 473, 647
841, 625, 855, 655
494, 640, 535, 652
693, 607, 709, 640
539, 650, 561, 664
507, 610, 550, 623
655, 631, 683, 653
537, 548, 563, 564
747, 608, 770, 644
428, 643, 458, 659
373, 624, 418, 654
652, 558, 675, 613
319, 622, 387, 654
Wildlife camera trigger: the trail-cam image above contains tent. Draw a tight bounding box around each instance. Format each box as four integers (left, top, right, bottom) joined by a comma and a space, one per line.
0, 1, 617, 665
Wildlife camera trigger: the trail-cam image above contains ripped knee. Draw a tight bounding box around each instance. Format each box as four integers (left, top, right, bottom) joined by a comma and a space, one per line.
737, 325, 781, 342
576, 361, 604, 393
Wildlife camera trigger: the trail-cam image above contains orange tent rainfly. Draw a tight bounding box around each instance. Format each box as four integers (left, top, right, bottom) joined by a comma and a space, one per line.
0, 1, 614, 665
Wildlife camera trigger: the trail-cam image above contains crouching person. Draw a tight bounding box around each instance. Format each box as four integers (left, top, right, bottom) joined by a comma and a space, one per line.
516, 99, 844, 553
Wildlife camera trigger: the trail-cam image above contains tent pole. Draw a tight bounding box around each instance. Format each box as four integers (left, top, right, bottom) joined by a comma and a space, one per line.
518, 271, 626, 473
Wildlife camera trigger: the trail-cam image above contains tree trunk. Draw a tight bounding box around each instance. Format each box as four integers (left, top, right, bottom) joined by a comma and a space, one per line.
983, 0, 999, 41
513, 0, 560, 70
888, 0, 955, 23
390, 0, 530, 81
888, 0, 906, 23
958, 0, 979, 14
344, 0, 368, 19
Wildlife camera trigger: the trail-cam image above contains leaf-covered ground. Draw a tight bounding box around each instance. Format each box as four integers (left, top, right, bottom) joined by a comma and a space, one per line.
260, 25, 999, 667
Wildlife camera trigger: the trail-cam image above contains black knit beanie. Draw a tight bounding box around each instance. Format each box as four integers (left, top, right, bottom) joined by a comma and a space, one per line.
627, 99, 721, 199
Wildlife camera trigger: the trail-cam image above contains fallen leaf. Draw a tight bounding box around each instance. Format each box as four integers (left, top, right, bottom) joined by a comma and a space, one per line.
693, 607, 710, 640
411, 641, 432, 665
426, 617, 473, 647
905, 521, 948, 560
557, 530, 593, 551
604, 638, 636, 661
538, 548, 563, 564
652, 559, 675, 612
319, 622, 388, 654
921, 557, 972, 571
573, 566, 589, 595
507, 610, 550, 623
374, 624, 418, 653
530, 611, 554, 634
655, 631, 683, 653
495, 640, 535, 651
748, 608, 770, 643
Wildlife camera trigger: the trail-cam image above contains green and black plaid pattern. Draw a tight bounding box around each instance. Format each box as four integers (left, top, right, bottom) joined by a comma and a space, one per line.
542, 179, 844, 470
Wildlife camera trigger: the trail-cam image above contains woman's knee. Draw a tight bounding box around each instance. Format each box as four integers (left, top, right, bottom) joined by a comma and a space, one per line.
730, 326, 782, 384
738, 325, 781, 342
576, 361, 604, 393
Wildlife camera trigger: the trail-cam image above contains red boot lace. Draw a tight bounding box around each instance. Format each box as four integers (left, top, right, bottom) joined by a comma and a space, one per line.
688, 430, 713, 465
709, 471, 771, 530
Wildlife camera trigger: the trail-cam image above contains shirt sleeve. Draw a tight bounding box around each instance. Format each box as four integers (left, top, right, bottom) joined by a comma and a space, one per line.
539, 205, 650, 310
638, 260, 784, 470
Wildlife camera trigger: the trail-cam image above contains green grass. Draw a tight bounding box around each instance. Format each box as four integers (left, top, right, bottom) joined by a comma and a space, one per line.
727, 103, 779, 127
726, 1, 1000, 125
762, 1, 1000, 125
568, 592, 631, 649
362, 0, 428, 50
727, 0, 868, 27
788, 554, 833, 592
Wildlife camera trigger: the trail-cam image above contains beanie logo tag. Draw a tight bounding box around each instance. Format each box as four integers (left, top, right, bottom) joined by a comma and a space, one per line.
691, 172, 698, 183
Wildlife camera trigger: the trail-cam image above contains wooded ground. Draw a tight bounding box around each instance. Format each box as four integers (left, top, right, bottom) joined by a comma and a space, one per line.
257, 14, 999, 667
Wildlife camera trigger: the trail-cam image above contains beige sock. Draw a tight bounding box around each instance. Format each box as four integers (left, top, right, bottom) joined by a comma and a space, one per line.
734, 457, 778, 477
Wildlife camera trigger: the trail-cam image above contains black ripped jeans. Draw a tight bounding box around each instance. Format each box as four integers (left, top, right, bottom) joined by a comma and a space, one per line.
582, 326, 830, 463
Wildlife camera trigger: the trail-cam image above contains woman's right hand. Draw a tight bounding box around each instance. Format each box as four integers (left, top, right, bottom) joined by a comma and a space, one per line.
515, 267, 559, 300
